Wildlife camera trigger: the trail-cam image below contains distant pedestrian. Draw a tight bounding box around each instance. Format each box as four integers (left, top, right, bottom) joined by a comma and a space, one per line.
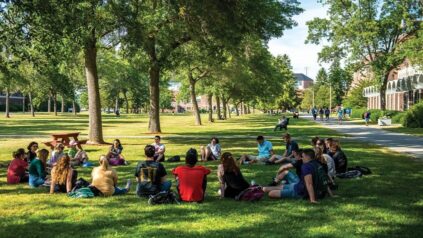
311, 107, 317, 121
337, 108, 343, 125
364, 110, 371, 126
324, 108, 330, 121
319, 108, 324, 121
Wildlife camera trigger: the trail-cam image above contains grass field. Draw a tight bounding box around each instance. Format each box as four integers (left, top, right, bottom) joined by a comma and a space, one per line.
0, 113, 422, 238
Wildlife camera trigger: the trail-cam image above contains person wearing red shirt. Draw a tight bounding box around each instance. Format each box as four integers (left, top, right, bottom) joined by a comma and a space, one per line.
7, 148, 29, 184
172, 148, 211, 202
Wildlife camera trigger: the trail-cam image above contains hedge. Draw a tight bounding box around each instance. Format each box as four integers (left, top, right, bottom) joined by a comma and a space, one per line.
403, 101, 423, 128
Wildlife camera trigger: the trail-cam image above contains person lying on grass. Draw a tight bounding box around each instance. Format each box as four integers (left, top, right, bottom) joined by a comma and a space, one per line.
172, 148, 210, 202
218, 152, 250, 199
135, 145, 171, 197
91, 156, 131, 197
267, 133, 299, 165
48, 143, 65, 166
7, 148, 29, 184
29, 149, 49, 188
50, 155, 77, 194
152, 135, 166, 162
263, 149, 332, 203
200, 137, 221, 161
68, 140, 89, 166
239, 136, 274, 165
108, 139, 127, 166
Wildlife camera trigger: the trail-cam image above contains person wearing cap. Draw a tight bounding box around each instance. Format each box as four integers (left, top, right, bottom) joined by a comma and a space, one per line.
239, 136, 274, 165
48, 143, 65, 166
172, 148, 211, 202
68, 140, 89, 166
152, 135, 166, 162
267, 133, 299, 165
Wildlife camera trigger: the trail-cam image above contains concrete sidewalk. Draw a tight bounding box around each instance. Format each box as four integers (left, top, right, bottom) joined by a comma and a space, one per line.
304, 115, 423, 160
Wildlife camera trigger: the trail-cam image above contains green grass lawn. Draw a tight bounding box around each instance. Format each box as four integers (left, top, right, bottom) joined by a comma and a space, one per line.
0, 113, 422, 238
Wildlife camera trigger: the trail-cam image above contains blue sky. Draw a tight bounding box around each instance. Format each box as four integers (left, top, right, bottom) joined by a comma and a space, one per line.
268, 0, 329, 80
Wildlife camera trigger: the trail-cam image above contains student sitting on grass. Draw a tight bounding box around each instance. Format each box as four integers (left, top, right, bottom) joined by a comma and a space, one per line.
68, 140, 89, 166
108, 139, 127, 166
152, 135, 166, 162
218, 152, 250, 199
172, 148, 211, 202
91, 156, 131, 197
200, 137, 221, 161
7, 149, 29, 184
29, 149, 49, 188
263, 149, 329, 203
328, 140, 348, 174
314, 147, 336, 186
274, 116, 288, 131
239, 136, 274, 165
267, 133, 299, 165
48, 143, 65, 166
50, 154, 77, 194
26, 141, 39, 163
135, 145, 171, 197
267, 149, 303, 186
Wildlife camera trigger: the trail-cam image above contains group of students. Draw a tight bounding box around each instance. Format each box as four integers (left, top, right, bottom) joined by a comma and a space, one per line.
6, 133, 348, 204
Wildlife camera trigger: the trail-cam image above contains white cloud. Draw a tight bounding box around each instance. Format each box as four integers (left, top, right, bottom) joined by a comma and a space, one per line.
268, 1, 329, 79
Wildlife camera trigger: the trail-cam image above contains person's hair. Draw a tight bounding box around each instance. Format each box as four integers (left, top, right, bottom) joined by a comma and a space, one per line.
27, 141, 38, 151
99, 155, 110, 171
154, 135, 161, 140
37, 149, 49, 162
314, 147, 326, 164
311, 137, 320, 146
325, 137, 333, 144
114, 139, 121, 146
55, 143, 64, 151
256, 136, 264, 141
283, 133, 291, 139
302, 149, 315, 160
13, 148, 26, 159
53, 154, 71, 185
211, 136, 219, 144
144, 145, 155, 158
185, 148, 198, 167
221, 152, 240, 174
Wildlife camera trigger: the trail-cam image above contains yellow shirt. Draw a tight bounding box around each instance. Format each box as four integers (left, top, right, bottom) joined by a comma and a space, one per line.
91, 166, 117, 196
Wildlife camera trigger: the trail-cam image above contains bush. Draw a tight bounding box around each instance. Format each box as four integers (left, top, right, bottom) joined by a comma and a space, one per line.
351, 108, 367, 119
392, 112, 406, 124
402, 101, 423, 128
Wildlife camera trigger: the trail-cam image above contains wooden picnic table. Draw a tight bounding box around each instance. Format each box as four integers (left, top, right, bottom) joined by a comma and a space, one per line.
43, 132, 87, 150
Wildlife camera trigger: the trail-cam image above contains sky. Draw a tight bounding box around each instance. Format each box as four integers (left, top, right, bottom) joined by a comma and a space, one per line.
267, 0, 329, 80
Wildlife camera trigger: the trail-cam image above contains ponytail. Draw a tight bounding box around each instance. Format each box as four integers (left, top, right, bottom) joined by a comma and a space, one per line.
99, 155, 109, 171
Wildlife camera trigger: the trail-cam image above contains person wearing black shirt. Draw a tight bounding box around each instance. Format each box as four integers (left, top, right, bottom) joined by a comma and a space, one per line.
218, 152, 250, 198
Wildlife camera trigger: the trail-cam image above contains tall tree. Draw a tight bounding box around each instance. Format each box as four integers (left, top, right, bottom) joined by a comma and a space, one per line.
306, 0, 422, 110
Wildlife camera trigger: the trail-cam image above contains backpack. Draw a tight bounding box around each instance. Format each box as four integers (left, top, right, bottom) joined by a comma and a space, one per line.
136, 162, 160, 197
71, 178, 90, 192
310, 161, 329, 199
235, 185, 265, 202
148, 191, 180, 205
68, 187, 94, 199
348, 166, 371, 175
336, 170, 362, 179
167, 156, 181, 162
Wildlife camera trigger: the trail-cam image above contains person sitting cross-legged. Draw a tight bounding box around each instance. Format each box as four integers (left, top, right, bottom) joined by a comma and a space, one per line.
172, 148, 211, 202
263, 149, 329, 203
200, 137, 221, 161
152, 135, 166, 162
135, 145, 172, 197
28, 149, 49, 188
239, 136, 274, 165
7, 148, 29, 184
218, 152, 250, 199
267, 133, 299, 165
68, 140, 89, 166
50, 154, 78, 194
91, 156, 131, 197
274, 116, 288, 131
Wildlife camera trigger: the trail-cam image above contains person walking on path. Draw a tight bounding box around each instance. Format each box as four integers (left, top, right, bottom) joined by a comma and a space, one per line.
364, 110, 371, 126
319, 108, 324, 121
324, 108, 330, 121
311, 107, 318, 121
337, 107, 343, 125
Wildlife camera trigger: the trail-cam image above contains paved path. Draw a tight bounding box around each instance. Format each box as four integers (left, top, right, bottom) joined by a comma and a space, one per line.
304, 115, 423, 160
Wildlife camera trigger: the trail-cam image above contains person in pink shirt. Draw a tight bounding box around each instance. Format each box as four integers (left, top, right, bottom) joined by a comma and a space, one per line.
7, 148, 29, 184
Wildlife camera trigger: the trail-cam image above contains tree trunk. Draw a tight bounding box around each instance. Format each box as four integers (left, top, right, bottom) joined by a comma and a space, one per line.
207, 93, 213, 122
216, 96, 222, 120
227, 104, 231, 118
47, 95, 51, 113
148, 63, 161, 133
235, 102, 240, 116
222, 96, 227, 120
240, 101, 244, 115
123, 91, 129, 114
72, 100, 77, 116
84, 37, 105, 144
189, 74, 202, 125
53, 93, 57, 116
5, 87, 10, 118
61, 95, 65, 113
244, 103, 248, 115
115, 96, 119, 113
22, 96, 25, 113
29, 92, 35, 117
380, 73, 389, 110
247, 105, 251, 114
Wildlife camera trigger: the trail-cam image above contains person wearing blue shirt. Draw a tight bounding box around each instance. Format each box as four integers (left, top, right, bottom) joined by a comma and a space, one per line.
239, 136, 274, 165
267, 133, 299, 165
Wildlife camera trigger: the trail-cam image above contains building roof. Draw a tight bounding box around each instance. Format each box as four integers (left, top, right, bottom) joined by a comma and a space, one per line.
294, 73, 314, 82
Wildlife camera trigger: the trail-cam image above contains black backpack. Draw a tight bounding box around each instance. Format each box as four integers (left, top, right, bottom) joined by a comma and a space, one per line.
137, 162, 160, 197
337, 170, 362, 179
148, 191, 180, 205
310, 161, 329, 199
167, 156, 181, 162
348, 166, 372, 175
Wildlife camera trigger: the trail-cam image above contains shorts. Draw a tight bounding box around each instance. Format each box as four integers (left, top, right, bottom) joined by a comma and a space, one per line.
245, 155, 269, 163
280, 183, 301, 198
364, 118, 370, 122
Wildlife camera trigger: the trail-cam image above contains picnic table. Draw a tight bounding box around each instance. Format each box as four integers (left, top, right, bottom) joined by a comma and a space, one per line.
43, 132, 87, 150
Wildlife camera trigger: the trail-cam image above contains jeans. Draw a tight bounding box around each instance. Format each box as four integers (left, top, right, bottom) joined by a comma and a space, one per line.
160, 180, 172, 191
113, 187, 128, 195
29, 175, 45, 188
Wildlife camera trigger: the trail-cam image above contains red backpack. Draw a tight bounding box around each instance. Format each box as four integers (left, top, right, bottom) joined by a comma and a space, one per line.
235, 185, 265, 201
